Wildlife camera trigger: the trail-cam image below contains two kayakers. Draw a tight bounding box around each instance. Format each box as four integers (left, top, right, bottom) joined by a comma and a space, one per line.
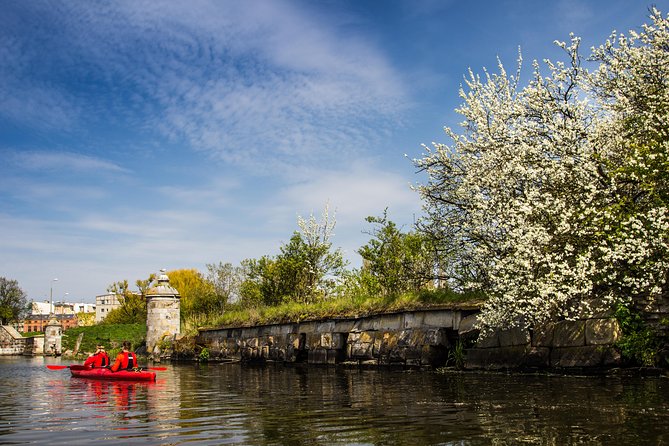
110, 340, 138, 372
84, 344, 110, 368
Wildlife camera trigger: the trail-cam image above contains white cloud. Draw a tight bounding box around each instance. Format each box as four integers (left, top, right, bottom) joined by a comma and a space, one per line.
8, 150, 130, 174
1, 1, 409, 176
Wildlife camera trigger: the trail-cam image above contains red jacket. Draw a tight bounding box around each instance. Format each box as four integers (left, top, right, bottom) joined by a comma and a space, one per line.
111, 351, 137, 372
84, 352, 110, 368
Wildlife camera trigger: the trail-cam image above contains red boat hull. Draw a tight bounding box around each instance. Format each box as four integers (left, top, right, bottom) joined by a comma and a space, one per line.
69, 365, 156, 381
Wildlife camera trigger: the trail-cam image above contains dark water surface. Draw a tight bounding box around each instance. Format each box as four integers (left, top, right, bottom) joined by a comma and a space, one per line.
1, 356, 667, 445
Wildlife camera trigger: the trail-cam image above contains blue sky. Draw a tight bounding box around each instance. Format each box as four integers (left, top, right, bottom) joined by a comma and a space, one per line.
1, 0, 664, 303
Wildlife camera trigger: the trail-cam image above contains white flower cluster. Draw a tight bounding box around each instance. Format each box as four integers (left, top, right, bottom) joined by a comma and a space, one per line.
413, 9, 669, 333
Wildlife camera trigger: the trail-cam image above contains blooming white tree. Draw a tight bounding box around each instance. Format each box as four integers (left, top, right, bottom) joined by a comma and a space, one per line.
413, 9, 669, 332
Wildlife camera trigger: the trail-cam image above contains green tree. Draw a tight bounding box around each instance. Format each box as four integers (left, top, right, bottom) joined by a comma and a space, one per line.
103, 274, 156, 324
0, 277, 27, 324
358, 210, 438, 296
206, 262, 244, 305
238, 204, 346, 306
295, 204, 347, 300
240, 255, 291, 307
168, 268, 219, 326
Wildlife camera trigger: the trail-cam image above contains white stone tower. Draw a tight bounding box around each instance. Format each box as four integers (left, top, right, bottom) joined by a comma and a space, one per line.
145, 269, 180, 359
43, 316, 62, 356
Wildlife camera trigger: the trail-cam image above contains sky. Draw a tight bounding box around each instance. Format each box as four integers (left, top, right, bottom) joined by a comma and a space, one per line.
1, 0, 665, 304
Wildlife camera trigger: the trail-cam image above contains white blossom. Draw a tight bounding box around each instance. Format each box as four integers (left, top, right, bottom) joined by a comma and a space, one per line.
414, 9, 669, 333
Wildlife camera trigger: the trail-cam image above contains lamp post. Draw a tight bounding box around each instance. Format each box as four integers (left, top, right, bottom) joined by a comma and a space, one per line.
49, 278, 58, 316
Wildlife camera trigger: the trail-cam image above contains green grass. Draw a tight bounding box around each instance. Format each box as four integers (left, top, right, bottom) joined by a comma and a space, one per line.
205, 289, 484, 329
61, 324, 146, 358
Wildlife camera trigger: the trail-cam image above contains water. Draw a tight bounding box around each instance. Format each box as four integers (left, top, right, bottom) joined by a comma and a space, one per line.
0, 356, 667, 445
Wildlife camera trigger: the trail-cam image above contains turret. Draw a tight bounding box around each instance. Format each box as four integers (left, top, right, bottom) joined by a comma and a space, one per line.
145, 269, 180, 360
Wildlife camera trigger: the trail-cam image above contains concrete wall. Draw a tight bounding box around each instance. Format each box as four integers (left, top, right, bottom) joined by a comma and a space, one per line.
0, 325, 26, 355
192, 306, 629, 371
24, 335, 44, 355
465, 317, 623, 370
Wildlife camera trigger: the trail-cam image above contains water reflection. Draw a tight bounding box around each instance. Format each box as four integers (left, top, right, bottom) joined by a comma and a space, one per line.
0, 356, 667, 445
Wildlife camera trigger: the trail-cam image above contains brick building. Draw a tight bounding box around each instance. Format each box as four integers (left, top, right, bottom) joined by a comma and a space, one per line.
23, 314, 78, 333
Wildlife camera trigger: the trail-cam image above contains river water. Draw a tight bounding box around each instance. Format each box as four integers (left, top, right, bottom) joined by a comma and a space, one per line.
1, 356, 667, 445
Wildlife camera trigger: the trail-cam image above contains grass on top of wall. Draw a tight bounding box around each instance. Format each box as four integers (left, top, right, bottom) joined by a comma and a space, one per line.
204, 289, 484, 330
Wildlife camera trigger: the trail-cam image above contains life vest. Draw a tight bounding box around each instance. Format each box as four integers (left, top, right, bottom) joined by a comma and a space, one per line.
85, 352, 110, 368
122, 351, 137, 370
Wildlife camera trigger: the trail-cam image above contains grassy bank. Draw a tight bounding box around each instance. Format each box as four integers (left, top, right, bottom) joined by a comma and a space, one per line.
61, 323, 146, 358
200, 289, 484, 330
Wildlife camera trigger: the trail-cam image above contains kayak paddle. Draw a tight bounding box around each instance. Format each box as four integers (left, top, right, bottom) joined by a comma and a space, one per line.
46, 365, 167, 371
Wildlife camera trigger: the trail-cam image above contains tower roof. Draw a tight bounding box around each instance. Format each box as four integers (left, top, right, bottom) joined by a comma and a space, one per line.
146, 269, 180, 297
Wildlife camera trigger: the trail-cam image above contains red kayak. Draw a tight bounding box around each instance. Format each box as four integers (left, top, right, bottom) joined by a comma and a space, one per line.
69, 365, 156, 381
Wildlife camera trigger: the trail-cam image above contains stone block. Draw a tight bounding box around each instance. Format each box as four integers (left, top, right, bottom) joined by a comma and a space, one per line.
585, 318, 622, 345
358, 314, 403, 331
308, 348, 328, 364
403, 312, 423, 329
457, 314, 479, 335
475, 331, 499, 348
601, 347, 622, 366
373, 336, 382, 356
331, 333, 346, 350
464, 346, 528, 370
550, 345, 609, 367
553, 320, 585, 347
320, 332, 333, 349
299, 322, 317, 334
288, 333, 301, 349
532, 323, 555, 347
359, 331, 375, 344
350, 343, 374, 359
423, 328, 448, 346
316, 321, 335, 332
306, 333, 321, 349
347, 331, 361, 343
422, 311, 454, 329
421, 345, 447, 366
498, 327, 531, 347
525, 347, 550, 368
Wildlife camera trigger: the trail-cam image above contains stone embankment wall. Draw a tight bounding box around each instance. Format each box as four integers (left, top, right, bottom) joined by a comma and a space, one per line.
23, 335, 44, 355
193, 304, 627, 371
463, 316, 623, 370
0, 325, 26, 355
196, 306, 479, 368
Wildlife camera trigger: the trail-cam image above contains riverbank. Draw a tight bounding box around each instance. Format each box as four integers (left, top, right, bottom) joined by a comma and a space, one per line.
171, 304, 669, 373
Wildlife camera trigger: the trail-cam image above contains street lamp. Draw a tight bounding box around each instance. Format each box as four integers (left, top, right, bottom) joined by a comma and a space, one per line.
50, 278, 58, 315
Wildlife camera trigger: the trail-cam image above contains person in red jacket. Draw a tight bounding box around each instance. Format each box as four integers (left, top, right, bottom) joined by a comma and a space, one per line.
111, 340, 138, 372
84, 344, 110, 368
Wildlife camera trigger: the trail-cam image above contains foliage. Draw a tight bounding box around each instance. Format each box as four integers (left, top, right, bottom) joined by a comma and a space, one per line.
103, 275, 156, 324
206, 261, 244, 305
167, 268, 219, 331
358, 209, 440, 296
412, 9, 669, 333
61, 323, 146, 356
447, 340, 466, 369
239, 204, 346, 306
76, 311, 95, 327
0, 277, 28, 324
198, 347, 210, 362
614, 304, 661, 367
